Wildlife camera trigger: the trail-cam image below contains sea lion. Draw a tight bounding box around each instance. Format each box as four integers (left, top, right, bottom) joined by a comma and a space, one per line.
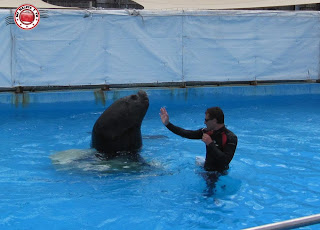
91, 90, 149, 158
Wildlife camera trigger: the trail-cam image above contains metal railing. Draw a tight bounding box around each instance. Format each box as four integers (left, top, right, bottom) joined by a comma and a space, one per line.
244, 213, 320, 230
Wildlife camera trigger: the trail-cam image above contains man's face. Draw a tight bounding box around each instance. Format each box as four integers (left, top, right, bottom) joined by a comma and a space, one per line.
204, 113, 217, 130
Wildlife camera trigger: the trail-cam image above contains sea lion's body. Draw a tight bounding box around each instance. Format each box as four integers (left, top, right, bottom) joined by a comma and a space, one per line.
91, 90, 149, 158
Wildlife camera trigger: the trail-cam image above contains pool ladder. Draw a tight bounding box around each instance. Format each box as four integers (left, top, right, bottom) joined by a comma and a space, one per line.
243, 213, 320, 230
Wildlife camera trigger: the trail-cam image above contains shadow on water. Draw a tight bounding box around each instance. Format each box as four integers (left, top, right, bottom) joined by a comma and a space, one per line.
50, 149, 153, 175
142, 135, 168, 139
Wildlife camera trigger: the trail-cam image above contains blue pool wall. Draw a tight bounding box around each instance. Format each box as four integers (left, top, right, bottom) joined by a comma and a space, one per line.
1, 84, 320, 108
0, 9, 320, 88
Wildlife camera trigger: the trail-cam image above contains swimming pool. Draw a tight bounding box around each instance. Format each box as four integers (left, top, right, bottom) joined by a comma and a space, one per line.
1, 83, 320, 229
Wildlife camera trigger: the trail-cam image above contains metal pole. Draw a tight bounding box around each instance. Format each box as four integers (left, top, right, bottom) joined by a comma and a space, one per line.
244, 214, 320, 230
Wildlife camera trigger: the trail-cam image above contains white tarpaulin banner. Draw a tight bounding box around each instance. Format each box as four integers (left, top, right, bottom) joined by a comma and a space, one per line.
0, 9, 319, 87
0, 10, 11, 87
12, 10, 183, 86
182, 11, 320, 81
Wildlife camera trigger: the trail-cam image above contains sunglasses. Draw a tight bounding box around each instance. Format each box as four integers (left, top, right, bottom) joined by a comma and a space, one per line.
204, 118, 214, 122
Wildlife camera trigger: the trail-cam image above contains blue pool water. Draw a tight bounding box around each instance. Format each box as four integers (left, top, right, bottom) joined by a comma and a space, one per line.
1, 84, 320, 229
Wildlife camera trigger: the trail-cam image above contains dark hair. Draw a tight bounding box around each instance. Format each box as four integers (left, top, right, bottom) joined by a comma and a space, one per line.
206, 107, 224, 124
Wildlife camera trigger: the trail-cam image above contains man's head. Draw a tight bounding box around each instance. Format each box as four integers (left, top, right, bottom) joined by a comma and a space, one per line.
204, 107, 225, 130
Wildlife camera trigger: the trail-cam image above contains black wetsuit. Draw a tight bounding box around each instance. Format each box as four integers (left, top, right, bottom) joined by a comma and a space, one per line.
166, 123, 237, 172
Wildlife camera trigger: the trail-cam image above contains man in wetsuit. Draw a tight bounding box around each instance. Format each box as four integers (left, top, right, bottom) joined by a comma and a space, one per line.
160, 107, 237, 173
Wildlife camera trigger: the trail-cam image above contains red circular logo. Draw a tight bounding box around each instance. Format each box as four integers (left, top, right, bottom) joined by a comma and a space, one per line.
14, 4, 40, 30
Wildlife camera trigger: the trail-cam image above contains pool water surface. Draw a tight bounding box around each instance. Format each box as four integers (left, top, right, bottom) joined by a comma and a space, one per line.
0, 84, 320, 229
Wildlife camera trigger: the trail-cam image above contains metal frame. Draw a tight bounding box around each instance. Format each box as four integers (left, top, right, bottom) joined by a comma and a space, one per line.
244, 213, 320, 230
